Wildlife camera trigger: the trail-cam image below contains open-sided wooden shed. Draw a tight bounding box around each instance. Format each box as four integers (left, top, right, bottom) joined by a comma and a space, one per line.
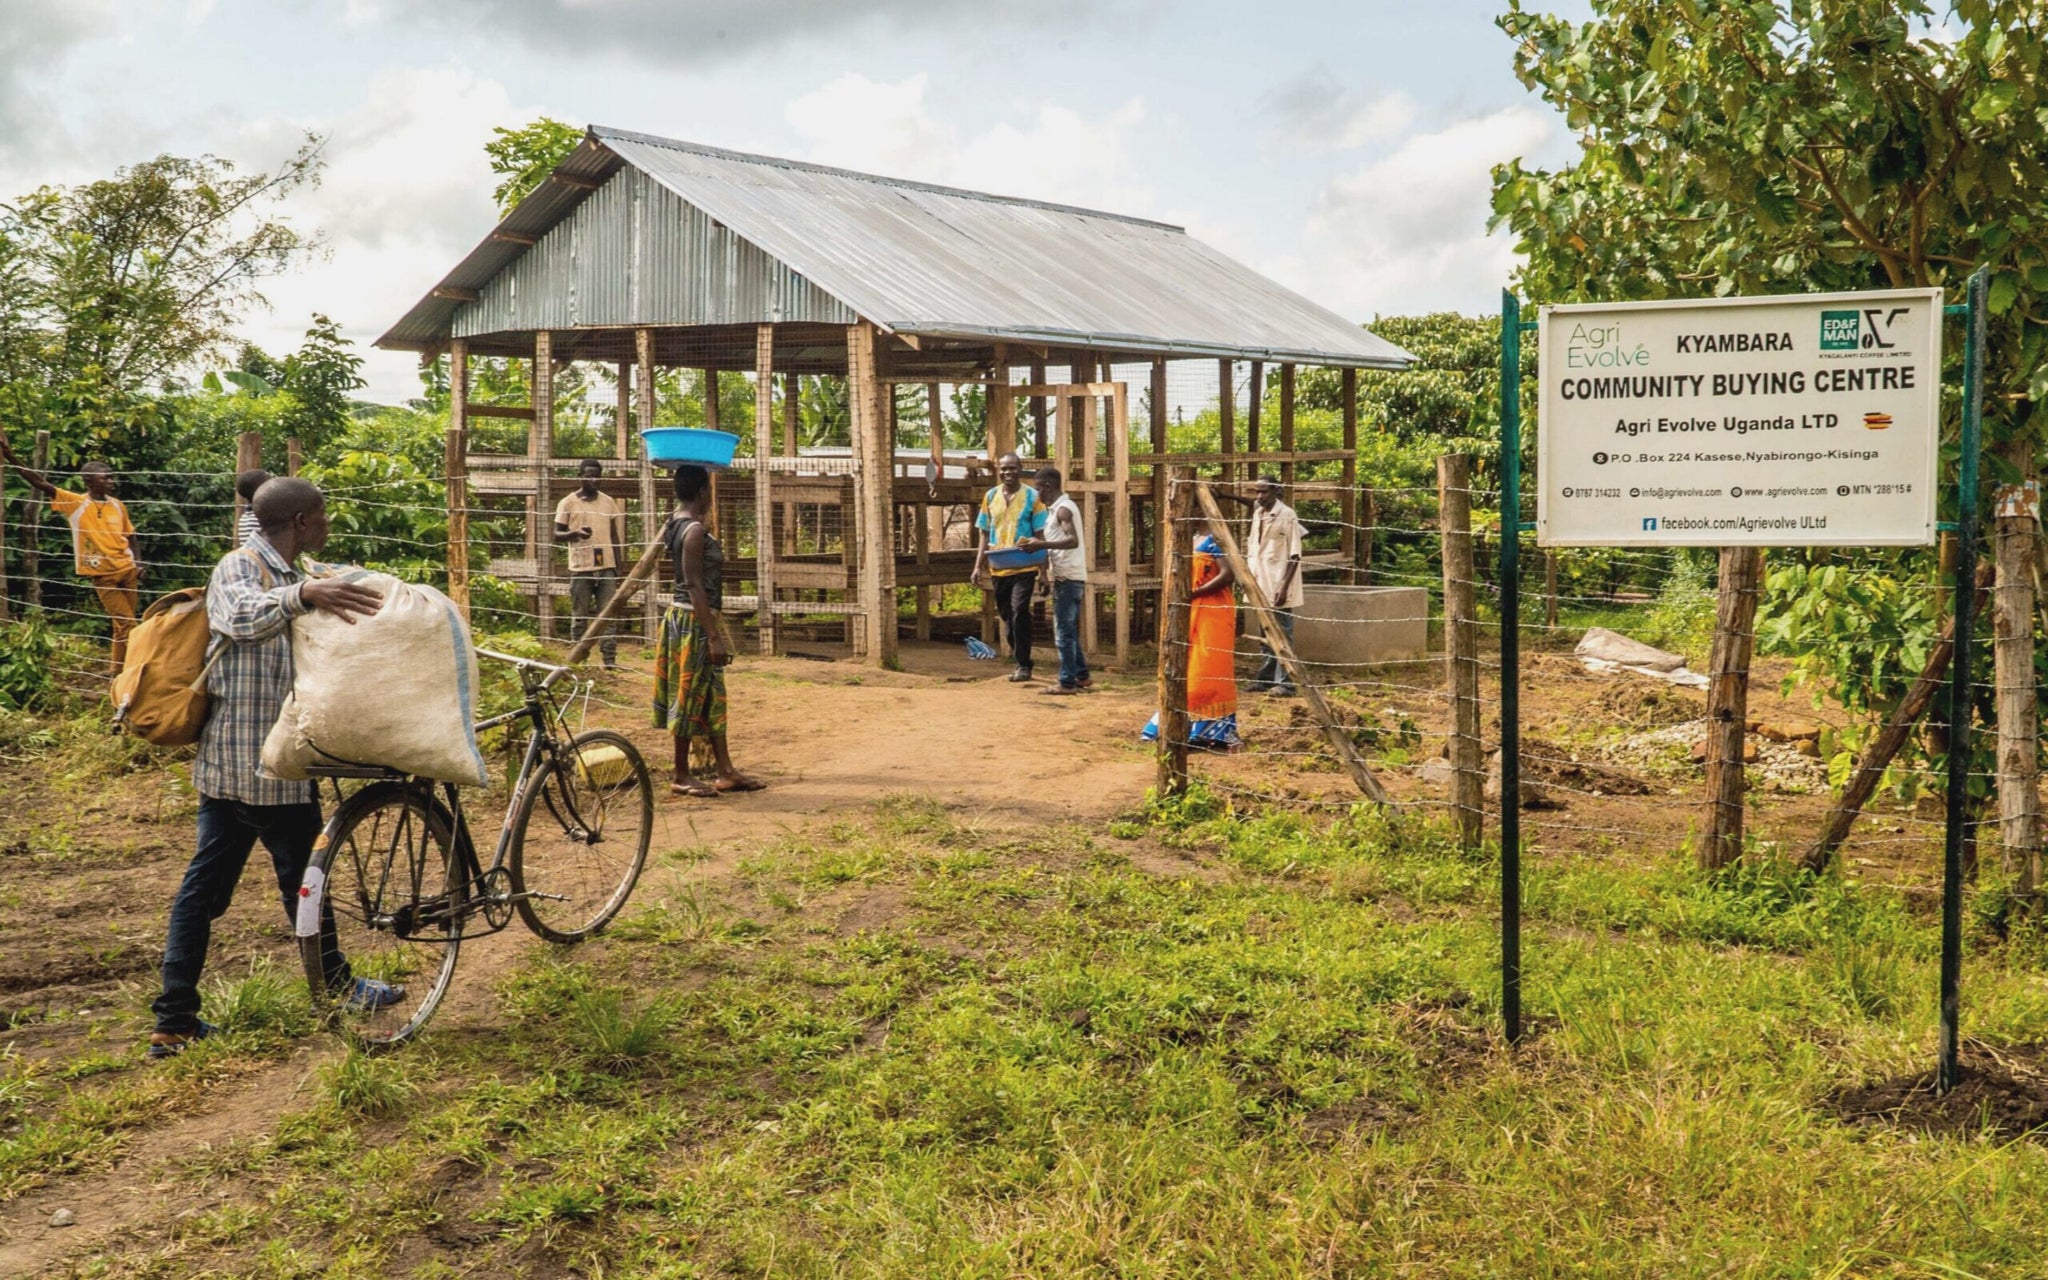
378, 126, 1412, 668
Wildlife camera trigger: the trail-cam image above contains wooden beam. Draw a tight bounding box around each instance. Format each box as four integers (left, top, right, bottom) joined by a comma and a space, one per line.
754, 326, 778, 655
1340, 367, 1359, 572
1246, 360, 1263, 463
636, 329, 661, 644
615, 361, 631, 458
1030, 360, 1048, 459
1156, 467, 1193, 796
432, 286, 480, 303
848, 321, 899, 667
1112, 382, 1132, 669
490, 230, 538, 246
553, 174, 602, 191
1698, 546, 1764, 870
466, 403, 536, 421
533, 330, 556, 636
446, 426, 470, 621
987, 345, 1016, 459
1195, 482, 1390, 805
1279, 364, 1296, 494
1219, 358, 1236, 485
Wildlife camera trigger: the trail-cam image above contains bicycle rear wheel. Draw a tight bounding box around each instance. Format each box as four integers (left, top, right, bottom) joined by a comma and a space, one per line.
300, 782, 464, 1049
509, 729, 653, 942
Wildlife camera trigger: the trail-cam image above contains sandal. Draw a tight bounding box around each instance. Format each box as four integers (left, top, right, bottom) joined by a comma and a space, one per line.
147, 1020, 218, 1060
669, 779, 718, 798
714, 773, 767, 793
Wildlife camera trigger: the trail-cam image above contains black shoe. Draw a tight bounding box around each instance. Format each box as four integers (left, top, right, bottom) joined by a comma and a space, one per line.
1008, 667, 1034, 683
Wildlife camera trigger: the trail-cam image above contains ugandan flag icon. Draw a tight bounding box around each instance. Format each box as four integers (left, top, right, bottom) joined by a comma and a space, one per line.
1863, 411, 1893, 430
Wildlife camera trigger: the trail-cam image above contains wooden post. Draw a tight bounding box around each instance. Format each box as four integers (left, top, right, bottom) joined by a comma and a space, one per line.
1340, 368, 1360, 577
1439, 455, 1482, 848
1196, 483, 1389, 804
1359, 486, 1375, 587
615, 361, 632, 458
1278, 365, 1296, 495
1150, 358, 1168, 599
916, 381, 941, 641
1218, 359, 1236, 485
848, 321, 898, 667
1156, 467, 1193, 797
1112, 383, 1132, 669
781, 372, 799, 555
1030, 359, 1048, 459
1994, 481, 2040, 904
701, 369, 720, 538
1545, 550, 1560, 630
1698, 546, 1764, 870
446, 427, 470, 620
23, 430, 46, 609
1805, 561, 1994, 871
1081, 387, 1100, 651
286, 437, 303, 477
1246, 360, 1263, 464
532, 331, 556, 637
754, 326, 778, 656
988, 345, 1015, 459
233, 431, 263, 539
635, 329, 661, 644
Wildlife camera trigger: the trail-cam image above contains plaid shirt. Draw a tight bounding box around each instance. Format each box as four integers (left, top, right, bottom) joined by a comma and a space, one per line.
194, 535, 313, 806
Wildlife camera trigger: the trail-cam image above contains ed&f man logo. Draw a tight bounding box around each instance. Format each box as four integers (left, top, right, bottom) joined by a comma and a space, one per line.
1821, 306, 1911, 352
1641, 518, 1659, 532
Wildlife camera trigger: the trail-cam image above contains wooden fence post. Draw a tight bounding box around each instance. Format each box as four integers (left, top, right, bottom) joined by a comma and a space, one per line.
1994, 481, 2040, 905
635, 329, 661, 645
1699, 546, 1764, 869
23, 430, 46, 610
1156, 467, 1193, 797
0, 451, 10, 622
446, 427, 470, 621
286, 437, 303, 477
754, 325, 778, 656
1439, 455, 1482, 847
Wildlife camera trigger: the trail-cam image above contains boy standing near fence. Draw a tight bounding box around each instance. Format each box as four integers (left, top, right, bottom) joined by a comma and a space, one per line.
1, 440, 142, 673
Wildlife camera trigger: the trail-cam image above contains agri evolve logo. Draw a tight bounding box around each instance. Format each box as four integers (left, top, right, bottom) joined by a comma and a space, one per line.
1821, 307, 1910, 352
1564, 320, 1650, 369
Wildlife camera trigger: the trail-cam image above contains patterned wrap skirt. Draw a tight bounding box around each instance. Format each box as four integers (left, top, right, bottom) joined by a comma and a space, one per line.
652, 603, 728, 740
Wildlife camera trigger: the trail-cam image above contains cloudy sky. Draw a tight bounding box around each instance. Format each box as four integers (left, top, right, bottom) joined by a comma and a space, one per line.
3, 0, 1590, 404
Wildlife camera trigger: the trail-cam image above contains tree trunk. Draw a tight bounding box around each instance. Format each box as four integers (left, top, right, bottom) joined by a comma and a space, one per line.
1438, 455, 1482, 847
1698, 546, 1763, 870
1155, 467, 1193, 797
1994, 482, 2040, 906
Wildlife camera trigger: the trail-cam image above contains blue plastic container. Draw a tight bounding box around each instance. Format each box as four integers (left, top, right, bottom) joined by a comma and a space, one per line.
641, 427, 739, 469
986, 546, 1048, 571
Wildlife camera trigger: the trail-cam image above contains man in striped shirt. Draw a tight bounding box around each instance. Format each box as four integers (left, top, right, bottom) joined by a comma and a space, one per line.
149, 477, 395, 1058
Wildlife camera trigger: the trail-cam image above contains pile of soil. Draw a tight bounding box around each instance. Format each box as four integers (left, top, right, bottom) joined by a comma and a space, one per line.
1831, 1043, 2048, 1141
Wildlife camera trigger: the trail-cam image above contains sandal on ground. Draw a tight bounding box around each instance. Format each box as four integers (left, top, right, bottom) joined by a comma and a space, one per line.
714, 773, 767, 793
147, 1020, 218, 1060
670, 778, 718, 798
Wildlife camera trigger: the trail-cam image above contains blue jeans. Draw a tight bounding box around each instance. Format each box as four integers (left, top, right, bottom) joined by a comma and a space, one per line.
1252, 607, 1296, 692
1052, 578, 1090, 688
152, 796, 349, 1034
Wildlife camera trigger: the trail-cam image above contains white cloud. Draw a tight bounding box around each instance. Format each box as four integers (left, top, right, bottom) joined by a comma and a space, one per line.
783, 73, 1151, 215
0, 0, 117, 168
1284, 105, 1561, 319
1263, 69, 1417, 152
234, 68, 541, 403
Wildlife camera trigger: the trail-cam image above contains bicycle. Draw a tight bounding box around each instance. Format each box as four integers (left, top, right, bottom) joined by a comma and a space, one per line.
295, 648, 654, 1049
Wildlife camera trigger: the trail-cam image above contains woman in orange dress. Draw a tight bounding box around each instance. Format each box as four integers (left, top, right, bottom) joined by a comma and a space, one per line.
1143, 519, 1241, 749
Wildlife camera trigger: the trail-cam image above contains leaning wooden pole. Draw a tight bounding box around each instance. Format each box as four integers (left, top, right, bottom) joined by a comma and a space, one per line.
1802, 560, 1995, 872
565, 535, 668, 668
1438, 454, 1483, 847
1994, 482, 2040, 904
23, 430, 46, 610
1698, 546, 1763, 870
1195, 482, 1390, 804
1156, 468, 1193, 798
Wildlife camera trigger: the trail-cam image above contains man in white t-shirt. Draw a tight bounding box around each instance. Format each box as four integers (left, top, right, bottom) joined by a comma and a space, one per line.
553, 458, 626, 668
1019, 467, 1091, 694
1245, 475, 1304, 696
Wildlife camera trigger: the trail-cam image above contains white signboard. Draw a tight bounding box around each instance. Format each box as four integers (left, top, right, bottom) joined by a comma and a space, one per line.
1537, 288, 1943, 547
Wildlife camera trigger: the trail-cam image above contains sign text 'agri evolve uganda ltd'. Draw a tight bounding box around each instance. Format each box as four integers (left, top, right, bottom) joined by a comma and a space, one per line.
1536, 288, 1942, 547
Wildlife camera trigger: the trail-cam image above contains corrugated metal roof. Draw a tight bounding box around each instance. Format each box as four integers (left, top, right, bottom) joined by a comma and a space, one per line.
379, 127, 1413, 370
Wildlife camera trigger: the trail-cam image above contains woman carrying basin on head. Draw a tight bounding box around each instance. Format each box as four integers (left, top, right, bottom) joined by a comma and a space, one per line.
652, 464, 765, 798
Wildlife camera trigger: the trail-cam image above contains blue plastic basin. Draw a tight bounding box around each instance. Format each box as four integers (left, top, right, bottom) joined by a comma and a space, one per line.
642, 427, 739, 469
986, 546, 1048, 571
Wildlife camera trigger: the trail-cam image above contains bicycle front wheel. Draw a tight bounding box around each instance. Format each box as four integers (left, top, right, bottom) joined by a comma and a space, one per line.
300, 782, 464, 1049
509, 729, 653, 942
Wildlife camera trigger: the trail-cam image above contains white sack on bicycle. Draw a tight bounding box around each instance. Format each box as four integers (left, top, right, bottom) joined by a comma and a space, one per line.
261, 569, 490, 787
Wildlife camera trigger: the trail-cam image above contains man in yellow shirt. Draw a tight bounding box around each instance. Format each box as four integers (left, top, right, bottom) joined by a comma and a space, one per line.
2, 442, 142, 672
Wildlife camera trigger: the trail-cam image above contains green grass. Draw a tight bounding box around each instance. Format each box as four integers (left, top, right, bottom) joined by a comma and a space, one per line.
46, 787, 2048, 1277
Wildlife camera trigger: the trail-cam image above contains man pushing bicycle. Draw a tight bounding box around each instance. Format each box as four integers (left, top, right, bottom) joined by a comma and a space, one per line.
148, 477, 402, 1058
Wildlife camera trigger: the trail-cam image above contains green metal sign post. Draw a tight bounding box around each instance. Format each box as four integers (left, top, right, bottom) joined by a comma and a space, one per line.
1496, 271, 1985, 1087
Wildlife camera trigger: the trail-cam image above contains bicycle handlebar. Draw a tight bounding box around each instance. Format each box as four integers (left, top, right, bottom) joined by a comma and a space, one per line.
476, 647, 573, 690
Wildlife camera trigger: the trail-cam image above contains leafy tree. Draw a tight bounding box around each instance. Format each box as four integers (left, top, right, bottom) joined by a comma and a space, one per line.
0, 141, 323, 465
278, 314, 367, 456
485, 117, 584, 215
1301, 313, 1529, 444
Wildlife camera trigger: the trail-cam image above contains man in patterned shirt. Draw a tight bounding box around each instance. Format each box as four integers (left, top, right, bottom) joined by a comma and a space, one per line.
148, 477, 395, 1058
